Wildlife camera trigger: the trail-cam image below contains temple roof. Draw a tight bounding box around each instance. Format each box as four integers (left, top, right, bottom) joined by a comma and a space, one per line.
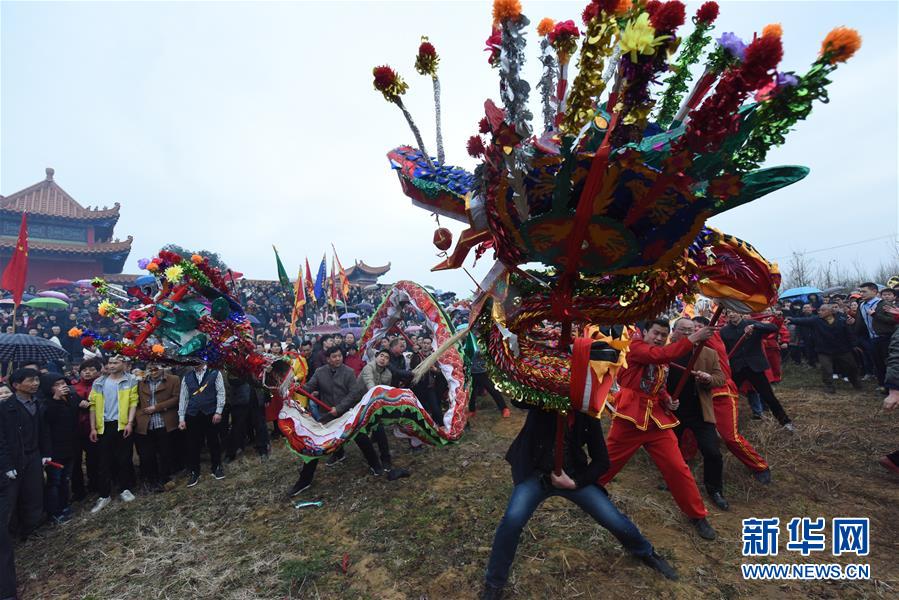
0, 168, 121, 221
0, 236, 133, 256
345, 260, 391, 277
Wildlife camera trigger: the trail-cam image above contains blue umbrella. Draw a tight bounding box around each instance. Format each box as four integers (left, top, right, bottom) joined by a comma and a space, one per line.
780, 286, 823, 299
135, 275, 156, 286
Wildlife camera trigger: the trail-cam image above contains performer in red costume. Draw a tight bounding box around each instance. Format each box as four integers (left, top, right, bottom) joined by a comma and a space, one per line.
599, 319, 717, 540
693, 315, 772, 484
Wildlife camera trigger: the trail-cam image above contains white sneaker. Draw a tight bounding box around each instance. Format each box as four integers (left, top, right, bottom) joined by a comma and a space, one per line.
91, 496, 111, 514
120, 489, 136, 502
832, 374, 839, 380
842, 377, 849, 383
783, 423, 796, 433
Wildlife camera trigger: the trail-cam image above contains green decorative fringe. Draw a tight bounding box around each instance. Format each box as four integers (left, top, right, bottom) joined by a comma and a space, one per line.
731, 59, 836, 172
656, 21, 715, 130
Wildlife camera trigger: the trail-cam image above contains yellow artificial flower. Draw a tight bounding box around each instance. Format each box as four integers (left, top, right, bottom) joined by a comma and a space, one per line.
619, 12, 668, 63
164, 264, 184, 283
97, 300, 117, 317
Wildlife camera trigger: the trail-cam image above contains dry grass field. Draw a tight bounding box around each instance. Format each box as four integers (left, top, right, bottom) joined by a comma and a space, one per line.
14, 365, 899, 599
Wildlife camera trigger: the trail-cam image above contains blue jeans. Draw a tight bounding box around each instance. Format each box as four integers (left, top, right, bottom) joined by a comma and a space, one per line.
44, 459, 73, 517
746, 391, 765, 416
485, 475, 653, 588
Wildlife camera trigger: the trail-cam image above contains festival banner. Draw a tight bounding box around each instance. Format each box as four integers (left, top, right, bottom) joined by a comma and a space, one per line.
313, 254, 327, 301
289, 266, 306, 335
328, 255, 338, 307
305, 257, 316, 302
273, 245, 294, 303
332, 243, 350, 298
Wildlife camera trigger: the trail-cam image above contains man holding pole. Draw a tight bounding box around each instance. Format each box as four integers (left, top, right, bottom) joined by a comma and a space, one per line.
720, 310, 795, 432
479, 396, 678, 600
598, 319, 717, 540
286, 347, 388, 497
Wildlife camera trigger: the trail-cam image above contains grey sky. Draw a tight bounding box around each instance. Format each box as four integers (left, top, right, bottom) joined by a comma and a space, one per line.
2, 1, 896, 294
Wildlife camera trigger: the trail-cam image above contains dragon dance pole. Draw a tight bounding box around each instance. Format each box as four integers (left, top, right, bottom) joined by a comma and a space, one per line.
289, 383, 334, 413
670, 304, 723, 402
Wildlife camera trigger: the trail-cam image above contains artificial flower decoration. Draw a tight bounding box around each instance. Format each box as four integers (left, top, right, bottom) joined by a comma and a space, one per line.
191, 254, 204, 265
762, 23, 783, 39
485, 27, 502, 66
164, 264, 185, 283
120, 345, 138, 358
101, 340, 117, 352
372, 65, 409, 102
97, 300, 117, 317
548, 20, 580, 56
478, 117, 491, 134
649, 1, 685, 33
81, 337, 95, 348
415, 38, 440, 76
147, 261, 159, 272
619, 12, 668, 62
820, 26, 861, 64
151, 344, 165, 356
137, 258, 150, 270
695, 1, 719, 25
717, 32, 747, 61
493, 0, 522, 25
582, 2, 599, 24
537, 17, 555, 37
467, 135, 486, 158
67, 327, 83, 338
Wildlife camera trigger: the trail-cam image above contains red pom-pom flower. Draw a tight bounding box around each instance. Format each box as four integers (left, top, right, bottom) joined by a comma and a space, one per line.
467, 135, 486, 158
582, 2, 599, 24
644, 0, 662, 17
695, 1, 719, 25
649, 1, 686, 33
81, 337, 96, 348
485, 28, 502, 66
478, 117, 491, 134
102, 340, 117, 351
741, 33, 783, 89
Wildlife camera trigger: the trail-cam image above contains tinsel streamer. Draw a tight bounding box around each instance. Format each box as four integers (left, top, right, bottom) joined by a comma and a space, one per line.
498, 13, 533, 219
560, 13, 617, 135
731, 60, 835, 172
498, 14, 533, 136
601, 46, 622, 88
655, 21, 716, 129
672, 43, 738, 124
537, 37, 558, 131
432, 76, 445, 163
396, 98, 436, 172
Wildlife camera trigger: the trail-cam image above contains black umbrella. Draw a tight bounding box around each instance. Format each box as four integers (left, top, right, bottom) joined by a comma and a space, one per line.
0, 334, 69, 364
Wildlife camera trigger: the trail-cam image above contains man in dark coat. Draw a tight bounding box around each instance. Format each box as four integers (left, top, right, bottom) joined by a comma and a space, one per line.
479, 401, 677, 599
1, 368, 53, 600
286, 347, 386, 497
720, 311, 795, 431
788, 304, 862, 393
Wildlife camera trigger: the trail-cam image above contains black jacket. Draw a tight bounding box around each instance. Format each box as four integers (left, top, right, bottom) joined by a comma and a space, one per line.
721, 319, 777, 373
388, 353, 413, 387
854, 299, 897, 339
505, 405, 609, 488
0, 397, 53, 474
43, 396, 80, 461
788, 316, 856, 355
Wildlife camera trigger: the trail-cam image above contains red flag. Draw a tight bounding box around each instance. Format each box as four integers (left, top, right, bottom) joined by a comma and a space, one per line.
1, 213, 29, 305
305, 258, 315, 301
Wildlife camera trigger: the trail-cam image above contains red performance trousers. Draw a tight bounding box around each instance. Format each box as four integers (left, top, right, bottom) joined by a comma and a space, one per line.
599, 418, 708, 519
679, 396, 769, 473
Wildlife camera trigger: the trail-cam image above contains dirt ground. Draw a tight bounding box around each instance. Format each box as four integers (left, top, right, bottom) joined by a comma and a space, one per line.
14, 365, 899, 599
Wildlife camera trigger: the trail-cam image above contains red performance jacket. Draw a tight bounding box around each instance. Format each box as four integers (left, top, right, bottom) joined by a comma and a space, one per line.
610, 336, 693, 431
706, 332, 739, 400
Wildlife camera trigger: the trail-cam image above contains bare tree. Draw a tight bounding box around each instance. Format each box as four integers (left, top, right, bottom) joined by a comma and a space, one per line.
784, 251, 814, 288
